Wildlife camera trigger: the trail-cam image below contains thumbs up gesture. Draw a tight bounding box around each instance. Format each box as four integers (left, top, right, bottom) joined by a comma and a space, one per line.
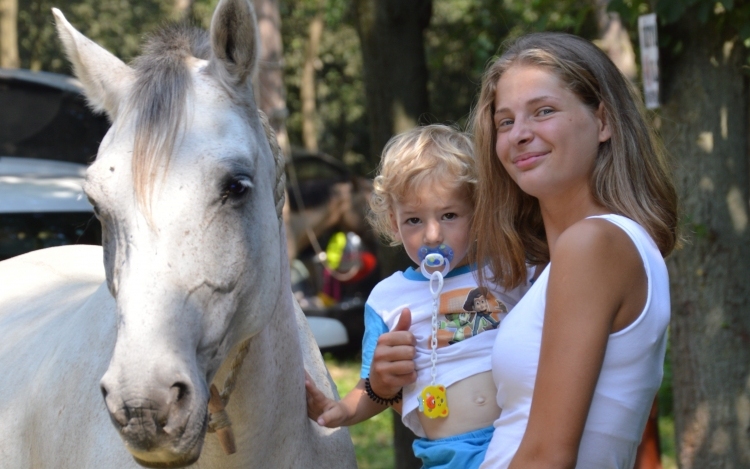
368, 308, 417, 402
392, 307, 413, 333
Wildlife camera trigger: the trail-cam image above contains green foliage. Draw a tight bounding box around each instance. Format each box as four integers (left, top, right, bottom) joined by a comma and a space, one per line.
280, 0, 370, 172
608, 0, 750, 78
609, 0, 750, 41
425, 0, 597, 128
658, 416, 677, 469
18, 0, 171, 72
658, 335, 673, 417
17, 0, 222, 73
189, 0, 221, 29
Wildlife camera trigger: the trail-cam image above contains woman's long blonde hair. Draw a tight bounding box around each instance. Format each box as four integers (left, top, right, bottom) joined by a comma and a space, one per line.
470, 32, 678, 289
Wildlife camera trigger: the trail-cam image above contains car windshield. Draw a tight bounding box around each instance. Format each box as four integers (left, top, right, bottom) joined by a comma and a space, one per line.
0, 212, 101, 261
0, 68, 109, 164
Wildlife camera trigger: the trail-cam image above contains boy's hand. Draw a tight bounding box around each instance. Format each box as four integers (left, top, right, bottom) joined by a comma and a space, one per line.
305, 371, 348, 427
369, 308, 417, 399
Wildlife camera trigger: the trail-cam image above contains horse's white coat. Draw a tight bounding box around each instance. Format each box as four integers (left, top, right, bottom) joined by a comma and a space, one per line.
0, 1, 357, 467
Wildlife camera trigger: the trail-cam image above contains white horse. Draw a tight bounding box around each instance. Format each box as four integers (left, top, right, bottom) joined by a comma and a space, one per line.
0, 1, 357, 467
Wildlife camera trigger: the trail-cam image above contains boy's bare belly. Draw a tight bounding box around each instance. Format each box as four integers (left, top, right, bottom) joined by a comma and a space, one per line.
417, 371, 500, 440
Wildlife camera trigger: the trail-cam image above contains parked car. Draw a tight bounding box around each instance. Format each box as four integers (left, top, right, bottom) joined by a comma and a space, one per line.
0, 156, 100, 261
0, 68, 109, 164
0, 68, 348, 349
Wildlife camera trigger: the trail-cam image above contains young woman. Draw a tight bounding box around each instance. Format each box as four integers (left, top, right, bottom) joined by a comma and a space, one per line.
368, 32, 678, 469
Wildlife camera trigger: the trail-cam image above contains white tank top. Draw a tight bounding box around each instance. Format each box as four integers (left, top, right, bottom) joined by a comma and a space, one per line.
480, 214, 670, 469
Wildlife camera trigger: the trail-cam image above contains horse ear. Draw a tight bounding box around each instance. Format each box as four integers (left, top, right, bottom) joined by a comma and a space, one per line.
208, 0, 259, 86
52, 8, 134, 121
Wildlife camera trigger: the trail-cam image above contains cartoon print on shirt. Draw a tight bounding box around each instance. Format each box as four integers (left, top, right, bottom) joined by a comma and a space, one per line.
436, 287, 508, 347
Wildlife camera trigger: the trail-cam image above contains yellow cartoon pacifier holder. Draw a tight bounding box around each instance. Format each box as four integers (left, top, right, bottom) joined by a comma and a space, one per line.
417, 246, 452, 419
418, 384, 449, 418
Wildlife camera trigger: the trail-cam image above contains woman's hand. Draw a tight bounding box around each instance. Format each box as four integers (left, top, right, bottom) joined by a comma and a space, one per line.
368, 308, 417, 402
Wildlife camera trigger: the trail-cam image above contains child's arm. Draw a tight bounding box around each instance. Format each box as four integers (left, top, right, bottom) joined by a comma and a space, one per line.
305, 373, 388, 427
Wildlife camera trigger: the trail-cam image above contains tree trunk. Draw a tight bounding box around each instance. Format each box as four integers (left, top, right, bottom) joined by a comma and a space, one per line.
593, 0, 636, 81
353, 2, 432, 468
301, 15, 324, 152
660, 11, 750, 469
353, 0, 432, 165
252, 0, 289, 157
0, 0, 19, 68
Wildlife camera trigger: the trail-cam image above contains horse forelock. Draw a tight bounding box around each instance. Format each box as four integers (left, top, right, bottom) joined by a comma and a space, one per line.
121, 23, 284, 224
125, 24, 209, 213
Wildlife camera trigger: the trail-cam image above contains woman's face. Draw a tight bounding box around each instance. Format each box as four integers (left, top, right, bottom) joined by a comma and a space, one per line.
492, 65, 611, 202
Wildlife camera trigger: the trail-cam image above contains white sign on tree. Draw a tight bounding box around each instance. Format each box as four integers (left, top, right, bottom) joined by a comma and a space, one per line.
638, 13, 660, 109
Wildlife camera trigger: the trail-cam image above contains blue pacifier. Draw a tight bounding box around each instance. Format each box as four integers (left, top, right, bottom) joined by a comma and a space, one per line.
418, 244, 454, 278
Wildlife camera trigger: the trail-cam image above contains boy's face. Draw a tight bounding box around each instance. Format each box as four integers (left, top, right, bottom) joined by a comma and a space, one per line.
390, 180, 473, 272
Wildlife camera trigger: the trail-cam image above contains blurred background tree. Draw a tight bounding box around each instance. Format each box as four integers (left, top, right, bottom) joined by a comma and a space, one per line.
611, 0, 750, 467
281, 0, 598, 174
0, 0, 19, 67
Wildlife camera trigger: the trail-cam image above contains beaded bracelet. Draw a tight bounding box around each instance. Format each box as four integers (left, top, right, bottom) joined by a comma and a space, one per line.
364, 377, 403, 406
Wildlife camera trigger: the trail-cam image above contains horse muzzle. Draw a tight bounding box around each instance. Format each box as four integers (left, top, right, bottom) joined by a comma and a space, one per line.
101, 373, 208, 468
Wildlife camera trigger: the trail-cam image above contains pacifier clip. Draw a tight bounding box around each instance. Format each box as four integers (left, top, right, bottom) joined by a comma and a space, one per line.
417, 244, 452, 419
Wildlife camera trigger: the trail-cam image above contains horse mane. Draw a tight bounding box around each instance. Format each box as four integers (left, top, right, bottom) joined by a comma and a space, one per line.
125, 24, 285, 223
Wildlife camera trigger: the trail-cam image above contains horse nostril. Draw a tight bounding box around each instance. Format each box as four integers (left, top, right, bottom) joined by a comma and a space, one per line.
170, 382, 189, 404
100, 384, 108, 400
161, 382, 191, 432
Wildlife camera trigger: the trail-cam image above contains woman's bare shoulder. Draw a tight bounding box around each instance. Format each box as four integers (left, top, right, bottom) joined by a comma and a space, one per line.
554, 217, 638, 267
550, 217, 645, 325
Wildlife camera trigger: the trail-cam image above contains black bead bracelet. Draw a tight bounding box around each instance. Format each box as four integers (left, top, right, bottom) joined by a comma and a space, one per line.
364, 377, 403, 406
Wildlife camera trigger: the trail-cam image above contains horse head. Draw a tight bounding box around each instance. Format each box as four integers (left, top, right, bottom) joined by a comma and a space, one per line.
53, 0, 287, 466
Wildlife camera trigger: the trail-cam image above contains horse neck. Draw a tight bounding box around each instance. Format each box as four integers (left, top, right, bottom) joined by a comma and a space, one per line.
232, 292, 301, 383
215, 220, 301, 396
204, 224, 317, 462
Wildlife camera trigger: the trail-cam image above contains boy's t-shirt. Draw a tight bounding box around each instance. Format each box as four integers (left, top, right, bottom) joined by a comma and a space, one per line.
360, 264, 530, 437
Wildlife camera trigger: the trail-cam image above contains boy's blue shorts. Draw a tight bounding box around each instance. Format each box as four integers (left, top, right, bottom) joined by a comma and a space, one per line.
412, 425, 494, 469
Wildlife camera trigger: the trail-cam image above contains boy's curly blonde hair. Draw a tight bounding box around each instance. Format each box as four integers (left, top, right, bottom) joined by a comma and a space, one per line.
368, 124, 477, 246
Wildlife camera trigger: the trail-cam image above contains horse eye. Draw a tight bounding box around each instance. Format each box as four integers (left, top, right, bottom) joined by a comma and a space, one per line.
221, 177, 252, 204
